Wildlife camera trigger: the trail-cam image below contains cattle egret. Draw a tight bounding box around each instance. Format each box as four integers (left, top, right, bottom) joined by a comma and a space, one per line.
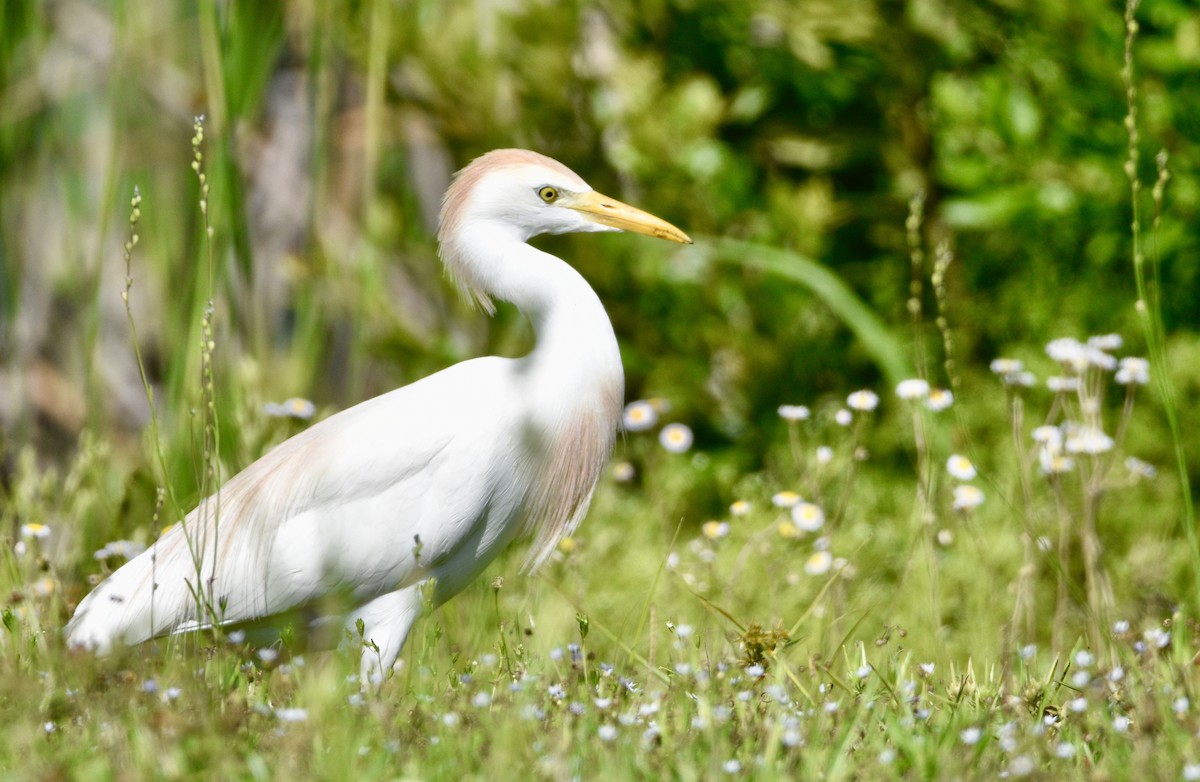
66, 149, 692, 685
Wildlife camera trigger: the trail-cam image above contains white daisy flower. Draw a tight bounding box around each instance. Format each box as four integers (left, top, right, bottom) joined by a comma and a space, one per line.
702, 521, 730, 540
895, 379, 930, 400
946, 454, 977, 480
816, 446, 834, 464
1039, 449, 1075, 475
1046, 338, 1089, 371
771, 491, 802, 508
834, 409, 853, 426
1115, 356, 1149, 385
622, 400, 658, 431
1124, 457, 1156, 478
1032, 425, 1062, 447
925, 388, 954, 411
20, 523, 51, 540
1088, 334, 1123, 351
1065, 426, 1113, 455
952, 485, 984, 511
1046, 376, 1080, 393
659, 423, 694, 453
990, 358, 1024, 375
777, 404, 811, 421
847, 390, 879, 411
265, 398, 315, 419
791, 502, 825, 532
805, 550, 833, 575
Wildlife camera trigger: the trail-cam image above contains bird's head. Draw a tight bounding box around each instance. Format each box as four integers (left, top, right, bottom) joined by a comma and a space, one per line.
438, 149, 691, 311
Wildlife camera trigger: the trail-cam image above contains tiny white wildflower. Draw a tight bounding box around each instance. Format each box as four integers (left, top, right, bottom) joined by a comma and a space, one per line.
611, 461, 635, 482
1065, 426, 1113, 455
1020, 644, 1037, 661
936, 528, 954, 546
1046, 338, 1089, 371
1112, 619, 1130, 635
598, 724, 618, 742
919, 662, 935, 676
256, 648, 279, 664
702, 521, 730, 540
772, 491, 802, 508
1145, 627, 1171, 649
1109, 666, 1125, 682
791, 502, 825, 532
730, 500, 752, 516
1046, 376, 1080, 393
895, 378, 930, 400
1075, 650, 1094, 668
946, 454, 977, 480
622, 400, 658, 432
1055, 742, 1077, 759
805, 550, 833, 575
659, 423, 694, 453
722, 759, 742, 774
990, 358, 1024, 375
274, 708, 308, 723
1039, 448, 1075, 475
1125, 456, 1157, 478
265, 398, 315, 419
1174, 696, 1189, 715
20, 523, 50, 540
1087, 346, 1117, 370
777, 404, 810, 421
834, 409, 853, 426
1032, 425, 1063, 447
847, 390, 879, 411
1010, 755, 1036, 777
1116, 356, 1149, 385
960, 726, 982, 745
816, 445, 834, 464
925, 387, 954, 411
1184, 764, 1200, 781
952, 485, 984, 511
1007, 370, 1037, 388
745, 664, 765, 678
472, 692, 492, 708
1089, 333, 1123, 351
441, 712, 460, 727
1068, 696, 1088, 713
1112, 715, 1131, 733
1071, 671, 1090, 688
878, 748, 896, 764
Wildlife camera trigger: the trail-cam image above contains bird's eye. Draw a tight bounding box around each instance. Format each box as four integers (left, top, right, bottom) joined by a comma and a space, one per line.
537, 186, 559, 203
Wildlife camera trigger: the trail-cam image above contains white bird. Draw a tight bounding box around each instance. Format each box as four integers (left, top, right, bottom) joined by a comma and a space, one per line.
66, 148, 691, 685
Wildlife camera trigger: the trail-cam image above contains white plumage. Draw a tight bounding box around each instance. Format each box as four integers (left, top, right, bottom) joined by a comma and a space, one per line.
66, 149, 691, 685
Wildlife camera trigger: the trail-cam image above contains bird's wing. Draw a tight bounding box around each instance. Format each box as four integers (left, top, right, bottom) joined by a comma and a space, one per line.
66, 357, 522, 652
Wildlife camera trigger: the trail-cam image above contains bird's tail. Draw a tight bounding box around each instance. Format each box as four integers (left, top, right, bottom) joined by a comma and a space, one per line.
65, 534, 203, 654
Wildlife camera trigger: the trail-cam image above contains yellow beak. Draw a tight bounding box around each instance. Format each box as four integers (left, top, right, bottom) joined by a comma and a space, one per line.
565, 191, 693, 244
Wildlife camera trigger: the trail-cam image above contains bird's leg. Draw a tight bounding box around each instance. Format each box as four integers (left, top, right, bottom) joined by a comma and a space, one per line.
347, 584, 425, 690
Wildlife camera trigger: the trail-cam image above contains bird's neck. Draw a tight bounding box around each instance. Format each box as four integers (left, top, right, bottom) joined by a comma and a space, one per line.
520, 253, 620, 376
459, 228, 624, 394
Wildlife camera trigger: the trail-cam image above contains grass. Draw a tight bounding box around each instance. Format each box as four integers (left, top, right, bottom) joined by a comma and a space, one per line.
3, 1, 1200, 779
